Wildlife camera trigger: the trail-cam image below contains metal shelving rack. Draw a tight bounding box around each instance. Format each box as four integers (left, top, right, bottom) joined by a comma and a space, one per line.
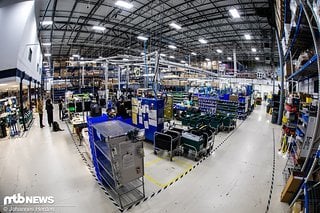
87, 117, 145, 209
277, 0, 320, 211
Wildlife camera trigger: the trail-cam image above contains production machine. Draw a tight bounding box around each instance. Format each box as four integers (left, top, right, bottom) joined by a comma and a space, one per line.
89, 120, 145, 208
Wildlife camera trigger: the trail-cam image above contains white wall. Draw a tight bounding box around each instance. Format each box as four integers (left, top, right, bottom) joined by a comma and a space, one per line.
16, 0, 42, 82
0, 1, 42, 82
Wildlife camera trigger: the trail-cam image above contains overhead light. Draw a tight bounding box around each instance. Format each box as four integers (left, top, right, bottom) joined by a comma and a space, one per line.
181, 60, 186, 63
137, 35, 148, 41
44, 53, 51, 57
80, 57, 84, 60
92, 25, 106, 31
244, 34, 251, 40
216, 49, 223, 53
160, 53, 166, 57
169, 55, 175, 59
205, 58, 211, 61
168, 45, 177, 49
140, 52, 145, 56
72, 54, 80, 58
227, 57, 232, 60
169, 22, 182, 30
251, 48, 257, 52
218, 61, 222, 64
99, 56, 103, 59
123, 58, 129, 61
142, 73, 155, 77
42, 42, 51, 46
69, 57, 74, 60
229, 8, 240, 18
199, 38, 208, 44
255, 57, 260, 61
41, 20, 53, 26
115, 0, 133, 9
191, 52, 197, 56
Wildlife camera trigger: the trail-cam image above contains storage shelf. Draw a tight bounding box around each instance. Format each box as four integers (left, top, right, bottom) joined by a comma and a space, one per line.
95, 141, 111, 161
287, 54, 318, 80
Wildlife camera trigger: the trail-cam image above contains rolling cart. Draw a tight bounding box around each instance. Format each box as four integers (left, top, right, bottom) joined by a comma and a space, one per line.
181, 125, 215, 161
154, 130, 181, 161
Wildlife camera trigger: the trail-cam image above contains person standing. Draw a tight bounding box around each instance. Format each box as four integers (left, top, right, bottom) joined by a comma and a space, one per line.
58, 97, 63, 120
37, 99, 45, 128
46, 99, 54, 127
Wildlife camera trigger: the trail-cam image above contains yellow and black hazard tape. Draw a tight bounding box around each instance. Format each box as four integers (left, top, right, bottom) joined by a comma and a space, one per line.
265, 128, 276, 213
66, 120, 245, 212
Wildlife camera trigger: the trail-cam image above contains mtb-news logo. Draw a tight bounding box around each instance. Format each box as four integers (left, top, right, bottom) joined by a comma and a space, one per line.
3, 193, 55, 212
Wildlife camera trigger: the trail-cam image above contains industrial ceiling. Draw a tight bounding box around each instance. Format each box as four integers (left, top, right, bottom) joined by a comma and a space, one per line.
35, 0, 276, 65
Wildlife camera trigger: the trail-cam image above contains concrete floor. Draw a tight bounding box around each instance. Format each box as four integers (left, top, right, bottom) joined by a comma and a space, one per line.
0, 104, 289, 213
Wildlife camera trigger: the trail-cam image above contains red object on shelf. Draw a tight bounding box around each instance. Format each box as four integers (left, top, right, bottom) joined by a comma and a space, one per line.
285, 104, 298, 112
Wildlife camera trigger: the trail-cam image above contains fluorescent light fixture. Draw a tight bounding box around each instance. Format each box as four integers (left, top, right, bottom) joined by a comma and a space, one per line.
255, 57, 260, 61
92, 25, 106, 31
199, 38, 208, 44
44, 53, 51, 57
229, 8, 240, 18
169, 22, 182, 30
227, 57, 232, 60
216, 49, 223, 53
80, 57, 84, 60
218, 61, 222, 64
142, 73, 155, 77
251, 48, 257, 52
123, 58, 129, 61
244, 34, 251, 40
99, 56, 103, 59
69, 57, 74, 60
181, 60, 186, 63
205, 58, 211, 61
191, 52, 197, 56
72, 54, 80, 58
168, 45, 177, 49
160, 53, 166, 57
140, 52, 146, 56
115, 0, 133, 9
42, 42, 51, 46
137, 35, 148, 41
169, 55, 175, 59
41, 20, 53, 26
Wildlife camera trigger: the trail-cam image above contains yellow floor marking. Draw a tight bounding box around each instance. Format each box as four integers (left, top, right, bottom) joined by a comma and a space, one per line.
144, 173, 165, 188
162, 164, 193, 187
144, 156, 163, 167
174, 158, 193, 169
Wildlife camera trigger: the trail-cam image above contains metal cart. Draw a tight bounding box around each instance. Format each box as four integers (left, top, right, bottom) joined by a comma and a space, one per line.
154, 130, 181, 161
91, 120, 145, 209
181, 125, 215, 161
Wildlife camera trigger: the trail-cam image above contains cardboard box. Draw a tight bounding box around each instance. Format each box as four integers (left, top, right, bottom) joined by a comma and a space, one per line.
229, 95, 238, 102
281, 172, 304, 203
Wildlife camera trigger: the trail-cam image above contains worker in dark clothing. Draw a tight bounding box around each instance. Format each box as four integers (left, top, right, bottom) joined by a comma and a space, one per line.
46, 99, 54, 127
37, 99, 45, 128
58, 97, 63, 120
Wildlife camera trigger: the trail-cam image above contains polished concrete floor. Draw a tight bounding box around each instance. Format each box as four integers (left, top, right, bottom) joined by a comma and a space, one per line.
0, 104, 289, 213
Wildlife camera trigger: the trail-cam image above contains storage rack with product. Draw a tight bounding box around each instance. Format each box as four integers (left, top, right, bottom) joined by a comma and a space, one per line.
87, 116, 145, 209
277, 1, 320, 211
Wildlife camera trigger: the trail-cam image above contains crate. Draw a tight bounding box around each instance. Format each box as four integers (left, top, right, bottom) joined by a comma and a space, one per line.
281, 172, 304, 203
